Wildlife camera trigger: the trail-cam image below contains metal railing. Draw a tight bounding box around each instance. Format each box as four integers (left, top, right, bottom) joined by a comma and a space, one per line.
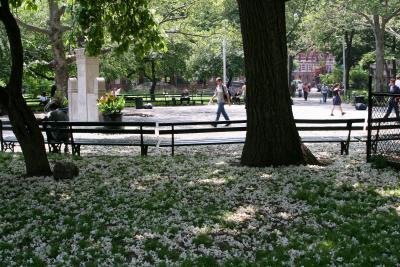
367, 76, 400, 161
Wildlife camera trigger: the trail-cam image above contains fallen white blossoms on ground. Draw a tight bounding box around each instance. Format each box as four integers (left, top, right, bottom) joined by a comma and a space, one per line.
0, 143, 399, 266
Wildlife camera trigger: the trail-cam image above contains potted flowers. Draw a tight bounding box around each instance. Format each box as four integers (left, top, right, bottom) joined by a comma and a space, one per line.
97, 92, 125, 123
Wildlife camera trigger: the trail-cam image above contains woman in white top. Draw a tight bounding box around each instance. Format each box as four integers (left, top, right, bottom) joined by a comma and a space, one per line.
209, 77, 231, 126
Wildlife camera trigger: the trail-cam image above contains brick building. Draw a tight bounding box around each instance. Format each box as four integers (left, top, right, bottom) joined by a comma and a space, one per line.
292, 51, 336, 84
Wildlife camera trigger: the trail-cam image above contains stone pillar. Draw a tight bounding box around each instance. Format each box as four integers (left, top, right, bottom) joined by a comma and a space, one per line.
88, 78, 106, 121
67, 78, 78, 121
75, 48, 100, 121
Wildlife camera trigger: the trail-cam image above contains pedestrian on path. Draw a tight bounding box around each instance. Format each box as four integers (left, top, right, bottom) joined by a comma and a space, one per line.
330, 83, 345, 116
395, 74, 400, 88
383, 78, 400, 119
209, 77, 231, 126
303, 83, 310, 101
320, 83, 329, 103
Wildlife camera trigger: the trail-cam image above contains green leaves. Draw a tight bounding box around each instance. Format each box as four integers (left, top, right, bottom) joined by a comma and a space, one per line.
74, 0, 165, 56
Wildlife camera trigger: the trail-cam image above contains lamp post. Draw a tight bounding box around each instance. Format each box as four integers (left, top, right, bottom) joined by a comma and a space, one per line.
222, 37, 227, 85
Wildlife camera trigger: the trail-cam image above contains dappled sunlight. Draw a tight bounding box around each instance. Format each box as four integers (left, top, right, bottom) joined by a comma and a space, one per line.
211, 169, 224, 175
277, 211, 293, 220
1, 143, 400, 265
60, 192, 72, 201
196, 178, 227, 185
224, 205, 257, 223
376, 188, 400, 197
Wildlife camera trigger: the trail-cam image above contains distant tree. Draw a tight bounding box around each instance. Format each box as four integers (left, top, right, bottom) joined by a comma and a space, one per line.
334, 0, 400, 92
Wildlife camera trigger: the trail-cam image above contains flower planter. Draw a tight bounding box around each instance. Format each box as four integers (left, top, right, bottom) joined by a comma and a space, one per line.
102, 113, 123, 129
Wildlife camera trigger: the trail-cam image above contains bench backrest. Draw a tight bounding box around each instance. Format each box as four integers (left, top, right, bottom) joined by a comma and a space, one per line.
157, 118, 366, 136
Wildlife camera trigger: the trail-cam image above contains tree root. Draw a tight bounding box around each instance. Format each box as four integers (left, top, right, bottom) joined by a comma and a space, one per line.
301, 144, 322, 166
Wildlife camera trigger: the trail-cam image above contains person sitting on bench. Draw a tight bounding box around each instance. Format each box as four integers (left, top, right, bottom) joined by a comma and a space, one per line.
180, 89, 190, 104
232, 90, 242, 104
39, 92, 49, 106
44, 101, 69, 153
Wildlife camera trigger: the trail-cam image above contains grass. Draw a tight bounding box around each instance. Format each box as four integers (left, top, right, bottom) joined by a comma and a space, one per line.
0, 145, 399, 266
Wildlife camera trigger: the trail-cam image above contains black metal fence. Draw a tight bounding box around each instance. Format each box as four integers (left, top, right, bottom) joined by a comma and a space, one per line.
367, 77, 400, 161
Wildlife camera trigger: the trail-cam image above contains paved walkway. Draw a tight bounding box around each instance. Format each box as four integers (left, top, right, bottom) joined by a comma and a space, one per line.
122, 95, 367, 123
0, 92, 367, 122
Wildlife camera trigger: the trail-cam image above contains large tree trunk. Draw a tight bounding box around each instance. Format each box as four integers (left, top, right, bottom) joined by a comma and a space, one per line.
0, 0, 52, 176
48, 0, 68, 93
373, 16, 385, 92
237, 0, 307, 166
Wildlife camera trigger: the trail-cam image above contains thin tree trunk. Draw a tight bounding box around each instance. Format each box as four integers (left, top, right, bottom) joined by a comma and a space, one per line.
385, 61, 390, 83
150, 60, 156, 101
138, 68, 145, 85
373, 16, 385, 92
237, 0, 308, 166
0, 0, 52, 176
344, 30, 355, 91
226, 75, 233, 88
392, 36, 396, 78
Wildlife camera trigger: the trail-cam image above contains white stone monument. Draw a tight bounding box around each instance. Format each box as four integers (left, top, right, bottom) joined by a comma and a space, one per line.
68, 48, 105, 121
67, 78, 78, 121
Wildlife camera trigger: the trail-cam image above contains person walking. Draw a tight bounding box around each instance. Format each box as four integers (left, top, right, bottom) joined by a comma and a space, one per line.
303, 83, 310, 101
330, 83, 345, 116
395, 74, 400, 88
383, 78, 400, 119
241, 82, 247, 108
321, 83, 329, 103
209, 77, 231, 126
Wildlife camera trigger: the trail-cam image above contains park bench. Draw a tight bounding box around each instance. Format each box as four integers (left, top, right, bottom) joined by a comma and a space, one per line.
0, 120, 18, 152
155, 118, 367, 155
296, 118, 365, 155
0, 120, 157, 155
42, 121, 157, 156
0, 118, 374, 157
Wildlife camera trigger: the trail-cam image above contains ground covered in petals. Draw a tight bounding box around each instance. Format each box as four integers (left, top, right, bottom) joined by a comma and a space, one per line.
0, 144, 399, 266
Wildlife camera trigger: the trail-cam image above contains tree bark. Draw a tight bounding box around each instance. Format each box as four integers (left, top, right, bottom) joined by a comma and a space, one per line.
138, 68, 145, 84
48, 0, 68, 94
344, 30, 355, 90
0, 0, 52, 176
150, 60, 156, 100
373, 16, 386, 92
237, 0, 308, 167
226, 75, 233, 89
392, 36, 396, 78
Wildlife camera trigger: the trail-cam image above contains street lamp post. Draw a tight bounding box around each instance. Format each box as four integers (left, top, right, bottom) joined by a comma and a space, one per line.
222, 37, 227, 85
